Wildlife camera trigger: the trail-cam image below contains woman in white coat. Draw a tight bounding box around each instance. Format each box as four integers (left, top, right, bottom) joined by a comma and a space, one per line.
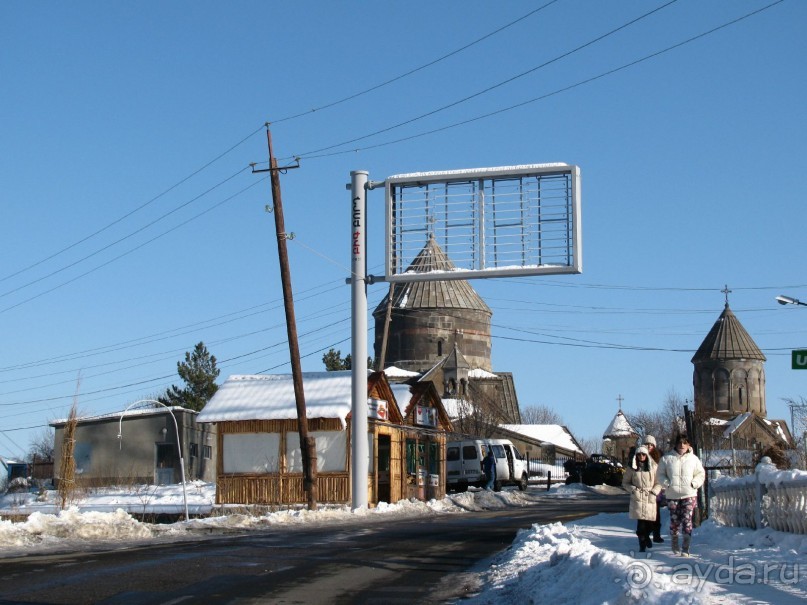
622, 445, 660, 552
655, 434, 705, 556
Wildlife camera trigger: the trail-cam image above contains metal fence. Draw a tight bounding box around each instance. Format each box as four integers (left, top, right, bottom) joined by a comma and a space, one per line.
525, 453, 572, 483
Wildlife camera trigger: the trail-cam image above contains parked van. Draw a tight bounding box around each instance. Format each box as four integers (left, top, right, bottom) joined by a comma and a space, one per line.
446, 438, 529, 491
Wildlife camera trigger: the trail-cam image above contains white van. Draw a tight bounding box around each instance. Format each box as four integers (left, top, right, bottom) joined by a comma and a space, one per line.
446, 438, 529, 491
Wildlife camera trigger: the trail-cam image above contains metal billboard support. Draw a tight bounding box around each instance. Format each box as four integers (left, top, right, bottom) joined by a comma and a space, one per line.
350, 170, 369, 509
349, 163, 581, 510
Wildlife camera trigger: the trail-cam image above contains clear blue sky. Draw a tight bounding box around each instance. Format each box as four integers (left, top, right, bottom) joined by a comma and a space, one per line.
2, 1, 805, 459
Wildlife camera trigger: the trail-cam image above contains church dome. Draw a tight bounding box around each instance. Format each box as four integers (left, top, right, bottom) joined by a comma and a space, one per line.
373, 236, 492, 373
691, 304, 766, 363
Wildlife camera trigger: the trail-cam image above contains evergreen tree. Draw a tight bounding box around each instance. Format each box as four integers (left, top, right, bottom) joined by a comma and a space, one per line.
321, 349, 373, 371
322, 348, 350, 370
159, 342, 220, 412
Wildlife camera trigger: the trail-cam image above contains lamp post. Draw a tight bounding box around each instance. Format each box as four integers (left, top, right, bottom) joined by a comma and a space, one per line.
776, 296, 807, 463
118, 399, 189, 522
776, 295, 807, 307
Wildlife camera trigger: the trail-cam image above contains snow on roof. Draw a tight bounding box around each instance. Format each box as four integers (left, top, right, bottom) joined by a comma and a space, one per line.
197, 372, 355, 427
468, 368, 497, 379
441, 398, 474, 418
500, 424, 583, 455
722, 412, 752, 437
390, 384, 413, 409
51, 405, 194, 426
763, 418, 790, 442
383, 366, 420, 378
602, 410, 636, 438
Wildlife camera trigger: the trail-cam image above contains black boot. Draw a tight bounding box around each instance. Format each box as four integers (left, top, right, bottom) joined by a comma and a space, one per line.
653, 533, 664, 543
645, 537, 653, 549
638, 537, 646, 553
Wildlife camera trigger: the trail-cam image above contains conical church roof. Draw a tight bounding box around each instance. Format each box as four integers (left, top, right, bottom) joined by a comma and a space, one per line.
443, 342, 471, 370
603, 410, 637, 439
372, 236, 491, 316
691, 304, 766, 363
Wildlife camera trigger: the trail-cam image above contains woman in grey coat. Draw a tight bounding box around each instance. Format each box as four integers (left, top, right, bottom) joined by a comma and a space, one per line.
622, 445, 660, 552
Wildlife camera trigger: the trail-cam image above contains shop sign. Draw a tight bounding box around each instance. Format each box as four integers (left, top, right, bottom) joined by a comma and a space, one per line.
368, 398, 388, 420
415, 405, 437, 427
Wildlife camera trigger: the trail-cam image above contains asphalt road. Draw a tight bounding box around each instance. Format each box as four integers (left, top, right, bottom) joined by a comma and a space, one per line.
0, 492, 627, 605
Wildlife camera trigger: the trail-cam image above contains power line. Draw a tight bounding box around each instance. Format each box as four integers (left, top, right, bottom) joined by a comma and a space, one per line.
0, 174, 267, 315
298, 0, 785, 159
1, 5, 561, 289
268, 1, 562, 125
0, 167, 253, 302
1, 125, 266, 285
291, 0, 680, 159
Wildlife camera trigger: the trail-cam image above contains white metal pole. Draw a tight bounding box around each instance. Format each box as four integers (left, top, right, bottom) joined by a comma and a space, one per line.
118, 400, 190, 522
350, 170, 369, 509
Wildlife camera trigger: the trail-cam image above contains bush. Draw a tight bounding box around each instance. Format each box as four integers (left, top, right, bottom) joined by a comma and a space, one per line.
753, 444, 791, 470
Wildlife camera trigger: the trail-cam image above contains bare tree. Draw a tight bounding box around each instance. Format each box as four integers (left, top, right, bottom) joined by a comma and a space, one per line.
782, 396, 807, 470
520, 404, 564, 425
28, 428, 54, 463
625, 388, 686, 452
576, 435, 600, 458
450, 383, 508, 437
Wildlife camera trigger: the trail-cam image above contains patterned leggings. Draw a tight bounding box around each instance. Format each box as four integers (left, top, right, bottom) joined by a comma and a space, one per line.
668, 497, 697, 536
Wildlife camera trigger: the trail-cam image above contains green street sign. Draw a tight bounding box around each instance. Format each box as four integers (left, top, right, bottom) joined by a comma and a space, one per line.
792, 350, 807, 369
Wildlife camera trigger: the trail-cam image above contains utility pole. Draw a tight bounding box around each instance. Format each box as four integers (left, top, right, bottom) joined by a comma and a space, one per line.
376, 283, 395, 370
252, 125, 317, 510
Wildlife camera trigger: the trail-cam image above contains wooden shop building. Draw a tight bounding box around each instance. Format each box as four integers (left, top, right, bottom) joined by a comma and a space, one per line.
196, 370, 452, 506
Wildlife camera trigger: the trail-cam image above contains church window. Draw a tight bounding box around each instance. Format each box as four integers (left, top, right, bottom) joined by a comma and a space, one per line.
715, 369, 729, 411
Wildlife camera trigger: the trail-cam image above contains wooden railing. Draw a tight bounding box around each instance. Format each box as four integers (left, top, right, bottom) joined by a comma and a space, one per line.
709, 457, 807, 534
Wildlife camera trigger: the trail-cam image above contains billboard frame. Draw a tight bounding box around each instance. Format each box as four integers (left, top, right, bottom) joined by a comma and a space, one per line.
382, 163, 581, 283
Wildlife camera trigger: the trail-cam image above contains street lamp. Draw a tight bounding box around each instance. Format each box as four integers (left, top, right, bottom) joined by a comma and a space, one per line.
776, 295, 807, 307
118, 399, 189, 522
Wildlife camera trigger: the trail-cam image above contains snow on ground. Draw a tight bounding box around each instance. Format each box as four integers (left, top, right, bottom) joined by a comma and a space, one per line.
2, 483, 806, 604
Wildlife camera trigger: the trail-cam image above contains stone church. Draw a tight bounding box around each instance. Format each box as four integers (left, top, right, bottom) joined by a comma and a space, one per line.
691, 300, 792, 452
372, 236, 522, 430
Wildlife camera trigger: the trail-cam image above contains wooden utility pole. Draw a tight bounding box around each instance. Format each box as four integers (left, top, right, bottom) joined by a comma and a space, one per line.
252, 126, 317, 510
376, 283, 395, 370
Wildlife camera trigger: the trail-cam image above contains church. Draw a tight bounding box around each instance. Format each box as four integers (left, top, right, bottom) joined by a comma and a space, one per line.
601, 295, 793, 465
372, 235, 522, 434
691, 298, 792, 457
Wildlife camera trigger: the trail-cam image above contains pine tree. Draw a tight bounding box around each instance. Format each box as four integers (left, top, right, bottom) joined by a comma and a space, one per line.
322, 348, 350, 370
159, 342, 220, 412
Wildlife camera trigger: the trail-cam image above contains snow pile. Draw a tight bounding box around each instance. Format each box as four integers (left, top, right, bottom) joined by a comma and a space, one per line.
466, 511, 807, 604
711, 462, 807, 487
1, 508, 155, 548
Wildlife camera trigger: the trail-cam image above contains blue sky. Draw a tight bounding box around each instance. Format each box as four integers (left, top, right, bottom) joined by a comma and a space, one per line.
1, 1, 806, 459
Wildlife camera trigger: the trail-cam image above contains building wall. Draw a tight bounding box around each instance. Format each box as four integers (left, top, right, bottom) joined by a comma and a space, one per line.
375, 309, 492, 372
693, 359, 766, 418
211, 417, 447, 506
52, 411, 216, 486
